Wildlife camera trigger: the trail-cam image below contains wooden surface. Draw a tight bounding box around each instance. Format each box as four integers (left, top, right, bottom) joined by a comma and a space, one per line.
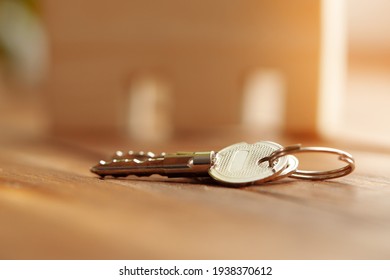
1, 133, 390, 260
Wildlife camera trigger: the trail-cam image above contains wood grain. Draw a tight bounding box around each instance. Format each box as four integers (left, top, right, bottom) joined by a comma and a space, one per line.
0, 136, 390, 259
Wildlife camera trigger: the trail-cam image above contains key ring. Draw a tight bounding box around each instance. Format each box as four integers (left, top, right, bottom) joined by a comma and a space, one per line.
268, 145, 355, 180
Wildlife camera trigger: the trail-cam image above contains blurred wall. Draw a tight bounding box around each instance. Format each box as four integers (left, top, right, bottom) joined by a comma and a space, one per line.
348, 0, 390, 68
342, 0, 390, 146
41, 0, 321, 139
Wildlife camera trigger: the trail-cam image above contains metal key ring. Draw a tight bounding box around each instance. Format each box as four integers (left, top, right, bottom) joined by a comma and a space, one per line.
268, 145, 355, 180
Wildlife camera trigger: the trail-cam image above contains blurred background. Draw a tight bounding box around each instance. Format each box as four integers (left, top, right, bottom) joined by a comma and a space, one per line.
0, 0, 389, 148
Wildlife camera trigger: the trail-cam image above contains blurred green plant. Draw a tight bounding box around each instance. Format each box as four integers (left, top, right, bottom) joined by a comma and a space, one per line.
0, 0, 47, 86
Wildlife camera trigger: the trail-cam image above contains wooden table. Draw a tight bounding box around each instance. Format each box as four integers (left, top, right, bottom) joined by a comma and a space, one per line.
1, 132, 389, 259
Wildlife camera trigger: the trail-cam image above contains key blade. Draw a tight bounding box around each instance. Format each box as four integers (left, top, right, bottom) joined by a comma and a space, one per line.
91, 151, 214, 178
162, 152, 213, 177
91, 156, 165, 177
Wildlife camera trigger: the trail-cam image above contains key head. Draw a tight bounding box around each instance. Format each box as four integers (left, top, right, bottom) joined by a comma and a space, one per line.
208, 141, 289, 184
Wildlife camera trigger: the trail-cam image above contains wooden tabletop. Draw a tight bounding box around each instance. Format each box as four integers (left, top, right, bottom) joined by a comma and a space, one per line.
1, 133, 390, 260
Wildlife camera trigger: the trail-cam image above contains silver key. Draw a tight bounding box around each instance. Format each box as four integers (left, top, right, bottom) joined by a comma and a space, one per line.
90, 141, 291, 184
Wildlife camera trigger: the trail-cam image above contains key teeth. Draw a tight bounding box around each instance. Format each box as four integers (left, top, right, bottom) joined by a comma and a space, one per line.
146, 151, 155, 157
115, 150, 124, 157
114, 155, 162, 165
110, 150, 157, 161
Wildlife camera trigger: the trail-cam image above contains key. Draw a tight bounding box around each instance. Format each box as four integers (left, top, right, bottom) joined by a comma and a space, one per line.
91, 141, 292, 185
